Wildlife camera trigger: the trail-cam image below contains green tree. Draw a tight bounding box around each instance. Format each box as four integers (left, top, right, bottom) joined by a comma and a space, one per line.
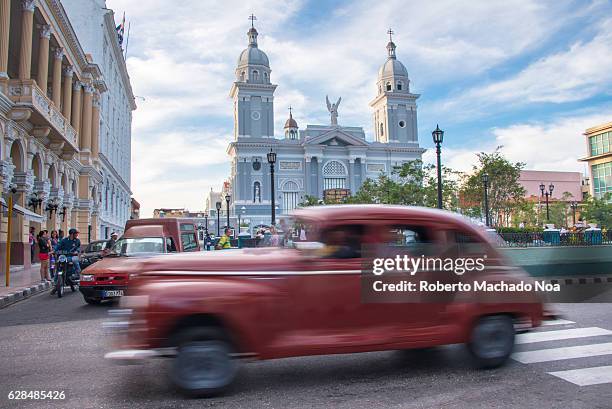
458, 148, 526, 227
346, 160, 461, 209
298, 195, 322, 207
580, 193, 612, 228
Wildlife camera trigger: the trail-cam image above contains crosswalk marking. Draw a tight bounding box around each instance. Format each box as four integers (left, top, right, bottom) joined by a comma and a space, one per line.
548, 365, 612, 386
541, 319, 575, 326
513, 342, 612, 363
516, 327, 612, 344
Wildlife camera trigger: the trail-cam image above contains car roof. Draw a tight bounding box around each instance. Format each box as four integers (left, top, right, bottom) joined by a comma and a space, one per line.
122, 225, 165, 238
291, 204, 469, 225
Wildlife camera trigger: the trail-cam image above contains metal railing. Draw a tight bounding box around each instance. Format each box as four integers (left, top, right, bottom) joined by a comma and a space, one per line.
497, 231, 612, 247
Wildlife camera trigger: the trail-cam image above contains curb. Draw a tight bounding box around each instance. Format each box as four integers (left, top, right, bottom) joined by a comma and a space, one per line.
0, 281, 51, 309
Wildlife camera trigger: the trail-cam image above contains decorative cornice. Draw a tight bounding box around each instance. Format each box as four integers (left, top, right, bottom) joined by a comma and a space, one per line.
73, 80, 82, 91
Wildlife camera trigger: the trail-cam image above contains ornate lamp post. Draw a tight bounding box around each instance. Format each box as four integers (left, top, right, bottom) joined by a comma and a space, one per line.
45, 198, 59, 216
432, 125, 444, 209
215, 201, 222, 236
267, 149, 277, 226
482, 173, 490, 226
28, 192, 43, 212
225, 193, 231, 232
59, 206, 67, 223
204, 214, 209, 234
570, 201, 578, 226
540, 182, 554, 222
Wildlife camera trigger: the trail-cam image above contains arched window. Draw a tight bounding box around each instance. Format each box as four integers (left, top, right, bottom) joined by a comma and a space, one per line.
397, 81, 402, 91
263, 72, 268, 82
253, 181, 261, 202
380, 123, 384, 136
386, 82, 392, 91
252, 70, 259, 81
240, 71, 245, 81
282, 181, 300, 213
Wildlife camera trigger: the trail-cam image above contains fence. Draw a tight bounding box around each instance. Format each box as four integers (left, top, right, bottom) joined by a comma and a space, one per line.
497, 231, 612, 247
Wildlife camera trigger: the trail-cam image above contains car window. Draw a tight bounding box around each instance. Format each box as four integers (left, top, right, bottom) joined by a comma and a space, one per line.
181, 232, 198, 251
166, 237, 177, 253
448, 229, 489, 256
318, 224, 365, 259
380, 224, 443, 258
88, 241, 105, 252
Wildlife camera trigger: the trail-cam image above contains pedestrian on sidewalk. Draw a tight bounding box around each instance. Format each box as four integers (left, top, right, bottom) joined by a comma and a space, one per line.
29, 226, 36, 263
50, 230, 60, 251
38, 230, 51, 282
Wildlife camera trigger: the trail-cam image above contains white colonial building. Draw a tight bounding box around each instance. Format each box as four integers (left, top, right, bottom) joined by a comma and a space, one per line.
63, 0, 134, 238
222, 22, 425, 228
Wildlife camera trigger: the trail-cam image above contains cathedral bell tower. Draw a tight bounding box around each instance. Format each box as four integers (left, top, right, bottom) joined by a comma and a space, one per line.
229, 15, 277, 139
369, 29, 419, 144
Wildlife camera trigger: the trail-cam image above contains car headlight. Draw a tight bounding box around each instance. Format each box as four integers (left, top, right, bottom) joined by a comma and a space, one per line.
58, 255, 67, 263
80, 274, 95, 281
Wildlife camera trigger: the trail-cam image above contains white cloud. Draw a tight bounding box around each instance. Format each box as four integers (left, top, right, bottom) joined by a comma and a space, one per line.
423, 110, 612, 174
103, 0, 610, 217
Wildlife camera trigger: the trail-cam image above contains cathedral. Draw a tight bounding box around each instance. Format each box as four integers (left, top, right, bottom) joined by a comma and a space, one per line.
225, 22, 425, 227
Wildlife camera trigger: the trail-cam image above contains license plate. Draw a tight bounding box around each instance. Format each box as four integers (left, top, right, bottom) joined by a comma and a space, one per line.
103, 290, 124, 297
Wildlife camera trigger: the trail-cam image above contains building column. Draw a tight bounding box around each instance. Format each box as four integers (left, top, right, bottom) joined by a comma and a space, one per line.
0, 0, 11, 83
18, 0, 35, 80
51, 48, 63, 106
91, 93, 100, 159
36, 24, 51, 92
348, 159, 354, 194
80, 84, 93, 156
71, 80, 82, 133
76, 175, 91, 245
62, 66, 73, 120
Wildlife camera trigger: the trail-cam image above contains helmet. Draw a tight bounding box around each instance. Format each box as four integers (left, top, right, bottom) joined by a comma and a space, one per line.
68, 228, 78, 235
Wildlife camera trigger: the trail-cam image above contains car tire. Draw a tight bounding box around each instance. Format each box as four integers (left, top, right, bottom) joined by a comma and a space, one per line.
468, 315, 515, 369
170, 327, 238, 398
84, 297, 101, 305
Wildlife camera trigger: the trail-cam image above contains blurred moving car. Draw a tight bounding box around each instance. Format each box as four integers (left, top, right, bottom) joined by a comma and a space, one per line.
79, 218, 200, 305
80, 240, 111, 269
104, 205, 544, 397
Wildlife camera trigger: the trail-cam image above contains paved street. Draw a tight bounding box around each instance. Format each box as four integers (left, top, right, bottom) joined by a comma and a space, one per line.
1, 292, 611, 409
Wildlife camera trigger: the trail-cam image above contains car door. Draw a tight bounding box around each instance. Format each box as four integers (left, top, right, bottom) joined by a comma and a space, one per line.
285, 222, 398, 355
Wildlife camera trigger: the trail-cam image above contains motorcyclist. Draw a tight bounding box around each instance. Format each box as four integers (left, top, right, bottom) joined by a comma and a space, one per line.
55, 228, 82, 274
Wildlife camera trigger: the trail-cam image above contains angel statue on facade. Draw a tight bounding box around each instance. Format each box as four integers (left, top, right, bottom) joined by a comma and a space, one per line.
326, 95, 341, 126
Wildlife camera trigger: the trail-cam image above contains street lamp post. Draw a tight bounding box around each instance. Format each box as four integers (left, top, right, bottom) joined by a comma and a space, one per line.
225, 194, 231, 232
539, 182, 554, 222
482, 173, 490, 227
570, 201, 578, 226
204, 214, 209, 234
267, 149, 277, 226
215, 201, 222, 236
432, 125, 444, 209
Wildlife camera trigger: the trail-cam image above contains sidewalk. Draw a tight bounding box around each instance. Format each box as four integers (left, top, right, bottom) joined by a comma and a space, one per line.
0, 263, 51, 308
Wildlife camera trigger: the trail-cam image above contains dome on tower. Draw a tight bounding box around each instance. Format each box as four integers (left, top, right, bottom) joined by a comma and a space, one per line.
284, 113, 298, 129
377, 41, 408, 81
237, 27, 270, 68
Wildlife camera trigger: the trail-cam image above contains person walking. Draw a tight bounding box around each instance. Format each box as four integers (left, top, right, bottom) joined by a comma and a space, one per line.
29, 226, 36, 263
204, 233, 213, 251
37, 230, 51, 282
50, 230, 60, 251
215, 228, 232, 250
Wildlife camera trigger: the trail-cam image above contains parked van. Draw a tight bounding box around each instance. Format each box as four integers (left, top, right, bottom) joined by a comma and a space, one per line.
79, 218, 200, 304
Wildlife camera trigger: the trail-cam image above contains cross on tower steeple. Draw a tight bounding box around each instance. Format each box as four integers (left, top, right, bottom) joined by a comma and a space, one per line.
249, 14, 257, 28
387, 28, 394, 42
288, 105, 293, 117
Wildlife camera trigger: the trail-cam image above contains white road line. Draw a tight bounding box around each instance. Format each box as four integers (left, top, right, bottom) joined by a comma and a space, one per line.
513, 342, 612, 363
548, 365, 612, 386
541, 319, 575, 326
516, 327, 612, 344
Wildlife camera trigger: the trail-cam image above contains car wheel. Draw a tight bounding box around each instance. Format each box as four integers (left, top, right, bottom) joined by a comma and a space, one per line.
468, 315, 515, 369
84, 297, 101, 305
170, 327, 238, 398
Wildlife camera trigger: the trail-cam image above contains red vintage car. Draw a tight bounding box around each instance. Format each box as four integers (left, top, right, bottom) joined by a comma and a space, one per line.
105, 205, 544, 397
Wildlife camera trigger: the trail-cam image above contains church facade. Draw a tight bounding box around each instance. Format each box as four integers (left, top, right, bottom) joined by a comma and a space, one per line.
226, 23, 425, 227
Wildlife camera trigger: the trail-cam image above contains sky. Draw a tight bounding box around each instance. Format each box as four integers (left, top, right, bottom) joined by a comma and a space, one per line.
105, 0, 612, 218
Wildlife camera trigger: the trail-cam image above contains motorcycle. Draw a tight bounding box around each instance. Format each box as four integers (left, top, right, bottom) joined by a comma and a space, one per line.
53, 253, 80, 298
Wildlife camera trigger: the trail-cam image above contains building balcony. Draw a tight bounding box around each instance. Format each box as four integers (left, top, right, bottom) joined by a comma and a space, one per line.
7, 79, 79, 158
